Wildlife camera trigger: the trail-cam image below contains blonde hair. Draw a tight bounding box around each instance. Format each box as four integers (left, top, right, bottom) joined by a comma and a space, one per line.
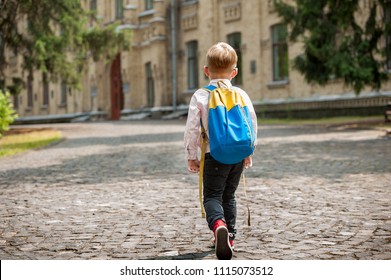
206, 42, 237, 73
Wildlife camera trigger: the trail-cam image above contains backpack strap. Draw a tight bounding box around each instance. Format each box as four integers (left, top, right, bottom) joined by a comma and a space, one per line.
242, 171, 251, 226
199, 124, 207, 218
217, 80, 229, 88
203, 85, 217, 92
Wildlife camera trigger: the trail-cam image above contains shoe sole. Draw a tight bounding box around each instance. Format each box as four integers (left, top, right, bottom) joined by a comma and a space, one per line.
215, 226, 233, 260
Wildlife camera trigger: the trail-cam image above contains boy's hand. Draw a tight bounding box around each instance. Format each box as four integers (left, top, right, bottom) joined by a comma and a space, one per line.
244, 156, 253, 169
188, 159, 200, 173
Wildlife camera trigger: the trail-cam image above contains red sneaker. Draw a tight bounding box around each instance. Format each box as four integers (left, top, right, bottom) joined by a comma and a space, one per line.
229, 239, 234, 250
213, 220, 233, 260
229, 233, 235, 249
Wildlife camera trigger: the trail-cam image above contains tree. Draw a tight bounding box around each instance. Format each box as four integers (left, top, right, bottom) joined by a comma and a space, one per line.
0, 90, 17, 137
0, 0, 131, 94
273, 0, 391, 94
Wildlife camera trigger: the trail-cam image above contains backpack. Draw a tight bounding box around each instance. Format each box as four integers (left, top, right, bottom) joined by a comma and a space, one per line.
202, 80, 255, 164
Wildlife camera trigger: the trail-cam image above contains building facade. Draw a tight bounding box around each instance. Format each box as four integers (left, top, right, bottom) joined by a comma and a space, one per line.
8, 0, 391, 120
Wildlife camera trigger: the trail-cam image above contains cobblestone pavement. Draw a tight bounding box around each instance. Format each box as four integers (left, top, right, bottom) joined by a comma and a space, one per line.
0, 120, 390, 260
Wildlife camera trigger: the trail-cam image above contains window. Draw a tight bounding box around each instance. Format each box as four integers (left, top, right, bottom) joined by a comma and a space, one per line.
385, 2, 391, 70
0, 34, 3, 52
13, 95, 19, 109
90, 86, 97, 111
42, 73, 49, 106
26, 19, 33, 34
145, 0, 153, 10
27, 74, 33, 107
145, 62, 154, 107
90, 0, 97, 11
115, 0, 123, 19
271, 24, 289, 81
60, 81, 67, 105
186, 41, 199, 89
227, 32, 242, 85
10, 26, 18, 57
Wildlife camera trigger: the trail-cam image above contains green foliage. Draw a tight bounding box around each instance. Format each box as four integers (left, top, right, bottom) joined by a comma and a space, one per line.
273, 0, 391, 94
84, 24, 131, 62
0, 90, 18, 137
0, 0, 131, 91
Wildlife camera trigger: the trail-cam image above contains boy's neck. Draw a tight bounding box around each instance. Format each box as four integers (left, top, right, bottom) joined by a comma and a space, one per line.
203, 65, 237, 81
209, 75, 232, 80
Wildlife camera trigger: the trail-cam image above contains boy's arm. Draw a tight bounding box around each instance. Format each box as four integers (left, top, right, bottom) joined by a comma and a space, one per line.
244, 156, 253, 169
184, 94, 201, 162
187, 159, 200, 173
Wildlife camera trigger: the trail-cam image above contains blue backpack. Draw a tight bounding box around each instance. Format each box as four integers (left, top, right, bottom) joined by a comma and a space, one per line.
203, 80, 255, 164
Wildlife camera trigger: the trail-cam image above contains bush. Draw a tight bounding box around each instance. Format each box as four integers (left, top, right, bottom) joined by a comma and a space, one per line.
0, 90, 18, 137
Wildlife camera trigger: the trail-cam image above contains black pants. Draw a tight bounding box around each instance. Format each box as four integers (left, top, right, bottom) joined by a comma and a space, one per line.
203, 153, 244, 239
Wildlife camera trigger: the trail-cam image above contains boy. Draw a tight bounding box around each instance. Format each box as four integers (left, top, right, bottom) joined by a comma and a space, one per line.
184, 42, 257, 260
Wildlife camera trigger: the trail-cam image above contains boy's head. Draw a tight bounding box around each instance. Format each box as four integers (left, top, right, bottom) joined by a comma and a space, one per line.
205, 42, 238, 78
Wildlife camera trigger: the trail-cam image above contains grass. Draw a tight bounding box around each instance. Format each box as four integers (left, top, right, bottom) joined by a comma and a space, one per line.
0, 129, 62, 158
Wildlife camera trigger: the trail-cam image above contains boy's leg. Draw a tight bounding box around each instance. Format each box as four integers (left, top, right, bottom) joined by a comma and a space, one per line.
203, 154, 232, 230
222, 161, 244, 239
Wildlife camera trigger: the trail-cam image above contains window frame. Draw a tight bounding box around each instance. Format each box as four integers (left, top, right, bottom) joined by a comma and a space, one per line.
27, 74, 33, 108
60, 80, 68, 105
145, 62, 155, 107
42, 73, 49, 106
271, 23, 289, 82
115, 0, 124, 19
145, 0, 153, 11
90, 0, 97, 11
227, 32, 243, 85
186, 40, 199, 90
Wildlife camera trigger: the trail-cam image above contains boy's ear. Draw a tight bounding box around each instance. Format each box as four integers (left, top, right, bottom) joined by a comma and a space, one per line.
203, 66, 210, 77
231, 68, 238, 79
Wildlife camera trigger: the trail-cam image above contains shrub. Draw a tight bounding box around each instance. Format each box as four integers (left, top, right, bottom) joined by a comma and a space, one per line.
0, 90, 18, 137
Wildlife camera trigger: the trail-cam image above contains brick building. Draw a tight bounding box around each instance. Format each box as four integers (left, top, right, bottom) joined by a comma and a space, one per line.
7, 0, 391, 121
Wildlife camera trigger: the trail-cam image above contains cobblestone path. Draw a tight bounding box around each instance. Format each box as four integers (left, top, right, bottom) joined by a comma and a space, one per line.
0, 120, 390, 260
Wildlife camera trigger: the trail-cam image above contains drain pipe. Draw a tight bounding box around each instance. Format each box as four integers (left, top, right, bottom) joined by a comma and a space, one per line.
170, 0, 177, 111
